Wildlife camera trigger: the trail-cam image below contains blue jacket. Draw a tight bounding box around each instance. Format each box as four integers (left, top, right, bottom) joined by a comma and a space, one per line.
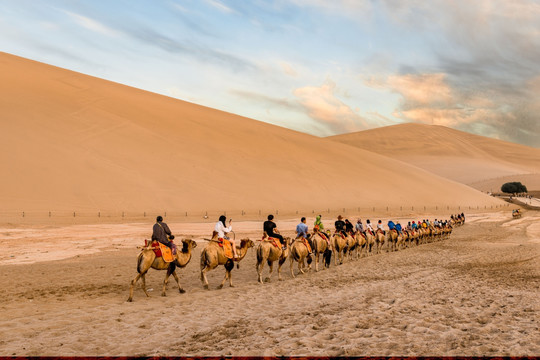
387, 221, 395, 230
396, 223, 402, 232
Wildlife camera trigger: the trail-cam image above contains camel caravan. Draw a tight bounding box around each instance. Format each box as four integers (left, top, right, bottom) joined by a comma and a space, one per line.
127, 213, 465, 301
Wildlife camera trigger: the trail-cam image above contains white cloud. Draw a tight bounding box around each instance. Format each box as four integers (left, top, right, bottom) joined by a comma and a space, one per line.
294, 80, 370, 134
63, 10, 122, 37
205, 0, 235, 14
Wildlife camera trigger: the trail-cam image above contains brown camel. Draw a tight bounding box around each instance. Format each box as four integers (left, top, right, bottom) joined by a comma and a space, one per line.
332, 232, 348, 265
375, 230, 386, 254
289, 235, 312, 278
311, 231, 332, 271
396, 231, 405, 250
356, 231, 368, 258
387, 229, 398, 251
127, 239, 197, 302
200, 236, 254, 289
365, 231, 376, 255
256, 234, 290, 283
345, 232, 360, 260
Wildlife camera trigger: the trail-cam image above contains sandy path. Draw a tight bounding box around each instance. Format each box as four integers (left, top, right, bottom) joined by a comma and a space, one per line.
0, 212, 538, 356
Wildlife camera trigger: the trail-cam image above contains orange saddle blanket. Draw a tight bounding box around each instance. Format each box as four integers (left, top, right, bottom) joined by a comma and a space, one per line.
218, 238, 234, 259
144, 240, 174, 263
267, 237, 282, 250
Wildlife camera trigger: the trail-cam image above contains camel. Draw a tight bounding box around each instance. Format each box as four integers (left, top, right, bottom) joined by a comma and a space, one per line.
256, 234, 290, 283
311, 231, 332, 271
200, 235, 254, 289
289, 235, 312, 277
388, 229, 398, 251
375, 230, 385, 254
364, 231, 376, 255
356, 231, 368, 258
332, 232, 349, 265
345, 232, 360, 260
127, 238, 197, 302
395, 231, 405, 250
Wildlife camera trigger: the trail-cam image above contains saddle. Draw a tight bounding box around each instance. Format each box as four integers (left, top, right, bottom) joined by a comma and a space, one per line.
263, 236, 283, 250
144, 239, 174, 263
296, 237, 312, 252
217, 238, 234, 259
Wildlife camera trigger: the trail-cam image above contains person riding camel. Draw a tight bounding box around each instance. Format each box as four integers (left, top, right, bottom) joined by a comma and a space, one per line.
356, 219, 366, 237
152, 215, 176, 255
387, 220, 395, 235
314, 214, 329, 241
264, 214, 286, 248
366, 219, 374, 235
215, 215, 238, 259
377, 220, 386, 235
335, 215, 346, 237
345, 219, 355, 236
395, 221, 403, 235
296, 217, 312, 254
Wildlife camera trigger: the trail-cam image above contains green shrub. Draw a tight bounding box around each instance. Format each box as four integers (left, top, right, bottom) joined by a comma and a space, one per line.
501, 182, 528, 194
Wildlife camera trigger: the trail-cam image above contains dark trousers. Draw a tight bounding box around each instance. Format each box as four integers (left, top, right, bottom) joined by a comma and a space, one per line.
269, 233, 284, 244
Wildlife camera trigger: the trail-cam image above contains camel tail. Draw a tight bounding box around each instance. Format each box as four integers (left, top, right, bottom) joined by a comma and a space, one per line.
256, 245, 263, 264
200, 249, 208, 280
136, 252, 144, 274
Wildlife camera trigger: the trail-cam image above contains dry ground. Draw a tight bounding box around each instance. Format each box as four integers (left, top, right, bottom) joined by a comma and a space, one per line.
0, 212, 538, 356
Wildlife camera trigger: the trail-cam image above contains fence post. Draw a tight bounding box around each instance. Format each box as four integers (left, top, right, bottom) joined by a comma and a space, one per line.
144, 212, 146, 217
22, 211, 25, 217
73, 212, 76, 217
165, 211, 167, 217
98, 211, 100, 218
49, 211, 51, 217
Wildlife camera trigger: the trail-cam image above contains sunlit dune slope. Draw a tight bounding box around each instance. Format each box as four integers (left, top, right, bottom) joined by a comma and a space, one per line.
0, 52, 501, 214
329, 123, 540, 184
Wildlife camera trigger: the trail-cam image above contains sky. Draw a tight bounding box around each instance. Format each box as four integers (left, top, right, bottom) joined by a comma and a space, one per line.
1, 0, 539, 147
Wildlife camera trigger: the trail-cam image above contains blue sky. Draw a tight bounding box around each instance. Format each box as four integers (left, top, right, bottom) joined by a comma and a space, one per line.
1, 0, 539, 146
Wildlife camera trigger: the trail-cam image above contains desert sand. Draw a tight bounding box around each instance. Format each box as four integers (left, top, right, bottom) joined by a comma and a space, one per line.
0, 211, 538, 356
329, 123, 540, 184
0, 52, 502, 215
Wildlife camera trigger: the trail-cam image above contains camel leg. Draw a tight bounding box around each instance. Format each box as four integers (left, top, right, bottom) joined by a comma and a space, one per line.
278, 257, 287, 281
139, 273, 151, 298
298, 259, 305, 274
201, 266, 210, 290
161, 271, 171, 296
127, 273, 142, 302
315, 253, 319, 272
171, 271, 185, 294
266, 261, 274, 283
228, 270, 234, 288
290, 257, 295, 278
218, 271, 228, 289
257, 260, 264, 284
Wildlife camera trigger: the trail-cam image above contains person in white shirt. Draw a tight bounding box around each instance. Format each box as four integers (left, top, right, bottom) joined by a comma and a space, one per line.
366, 219, 374, 235
215, 215, 237, 258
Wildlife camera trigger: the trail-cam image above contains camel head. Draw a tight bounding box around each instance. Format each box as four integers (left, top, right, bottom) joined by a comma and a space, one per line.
240, 238, 255, 249
181, 238, 197, 252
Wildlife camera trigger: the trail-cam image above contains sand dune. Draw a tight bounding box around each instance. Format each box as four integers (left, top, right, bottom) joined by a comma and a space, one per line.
468, 173, 540, 193
329, 123, 540, 184
0, 52, 501, 216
